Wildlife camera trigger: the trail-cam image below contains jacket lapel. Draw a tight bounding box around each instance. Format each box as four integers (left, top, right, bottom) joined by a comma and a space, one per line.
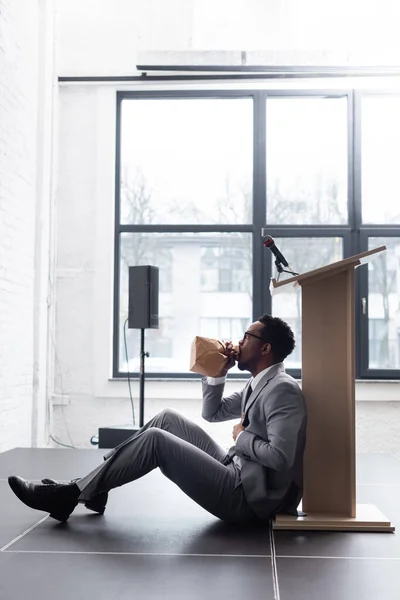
243, 363, 285, 415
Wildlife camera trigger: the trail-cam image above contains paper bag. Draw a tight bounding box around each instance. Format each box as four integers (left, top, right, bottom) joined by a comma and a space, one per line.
189, 336, 228, 377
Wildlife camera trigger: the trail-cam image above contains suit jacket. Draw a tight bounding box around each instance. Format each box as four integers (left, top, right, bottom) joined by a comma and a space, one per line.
202, 363, 307, 520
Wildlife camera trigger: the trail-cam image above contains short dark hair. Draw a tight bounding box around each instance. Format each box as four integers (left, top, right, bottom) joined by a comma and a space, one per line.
257, 314, 295, 362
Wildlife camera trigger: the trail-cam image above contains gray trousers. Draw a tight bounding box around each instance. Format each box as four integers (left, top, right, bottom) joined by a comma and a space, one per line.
77, 408, 257, 524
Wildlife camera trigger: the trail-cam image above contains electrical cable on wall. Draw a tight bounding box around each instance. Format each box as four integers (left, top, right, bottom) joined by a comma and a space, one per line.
47, 272, 77, 449
90, 317, 137, 446
49, 434, 75, 449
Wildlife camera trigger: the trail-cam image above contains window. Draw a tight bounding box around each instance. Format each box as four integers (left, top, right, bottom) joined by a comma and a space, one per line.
266, 97, 348, 225
369, 319, 390, 369
114, 89, 400, 380
117, 230, 252, 374
367, 237, 400, 370
201, 245, 251, 293
121, 234, 173, 294
362, 96, 400, 224
122, 317, 174, 374
115, 94, 253, 375
200, 317, 250, 342
120, 98, 253, 226
271, 237, 344, 369
359, 93, 400, 376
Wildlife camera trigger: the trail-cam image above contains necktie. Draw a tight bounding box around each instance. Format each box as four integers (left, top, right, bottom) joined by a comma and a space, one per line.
244, 383, 253, 407
222, 383, 253, 465
242, 383, 252, 427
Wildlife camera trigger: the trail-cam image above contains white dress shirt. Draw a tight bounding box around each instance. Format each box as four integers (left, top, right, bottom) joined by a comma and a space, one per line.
207, 364, 283, 442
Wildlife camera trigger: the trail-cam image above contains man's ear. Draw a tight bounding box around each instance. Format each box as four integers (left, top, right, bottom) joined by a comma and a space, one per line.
261, 343, 271, 355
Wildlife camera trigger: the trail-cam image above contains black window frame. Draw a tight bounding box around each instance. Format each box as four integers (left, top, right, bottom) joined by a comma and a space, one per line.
113, 87, 400, 381
355, 90, 400, 379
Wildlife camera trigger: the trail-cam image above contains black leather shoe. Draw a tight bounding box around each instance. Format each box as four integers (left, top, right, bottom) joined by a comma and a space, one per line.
8, 476, 79, 522
42, 478, 108, 515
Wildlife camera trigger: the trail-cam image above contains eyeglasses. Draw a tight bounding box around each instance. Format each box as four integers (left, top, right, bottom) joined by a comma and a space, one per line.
242, 331, 269, 344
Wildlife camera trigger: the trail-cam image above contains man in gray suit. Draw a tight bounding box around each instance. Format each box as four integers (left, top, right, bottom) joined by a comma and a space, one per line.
8, 314, 307, 524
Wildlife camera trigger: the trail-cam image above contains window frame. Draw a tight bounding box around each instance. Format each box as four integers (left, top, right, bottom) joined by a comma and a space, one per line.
358, 228, 400, 378
355, 89, 400, 379
113, 88, 400, 380
113, 90, 260, 379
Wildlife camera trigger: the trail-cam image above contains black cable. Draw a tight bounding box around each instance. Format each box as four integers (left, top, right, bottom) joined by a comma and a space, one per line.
123, 317, 136, 425
46, 298, 76, 449
60, 402, 76, 448
49, 434, 75, 449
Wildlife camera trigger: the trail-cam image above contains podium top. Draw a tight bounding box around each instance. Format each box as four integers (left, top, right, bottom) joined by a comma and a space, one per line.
271, 245, 386, 293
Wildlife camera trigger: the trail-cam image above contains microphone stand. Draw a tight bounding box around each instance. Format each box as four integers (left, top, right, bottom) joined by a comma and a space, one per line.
275, 259, 299, 280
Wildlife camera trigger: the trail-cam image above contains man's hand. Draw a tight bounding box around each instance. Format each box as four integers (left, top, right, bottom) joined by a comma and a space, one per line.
232, 413, 246, 441
215, 341, 239, 377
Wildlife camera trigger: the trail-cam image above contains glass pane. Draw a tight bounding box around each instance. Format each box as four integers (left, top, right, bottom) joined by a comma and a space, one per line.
119, 232, 252, 373
362, 97, 400, 224
266, 97, 348, 225
120, 98, 253, 225
271, 237, 343, 369
368, 238, 400, 369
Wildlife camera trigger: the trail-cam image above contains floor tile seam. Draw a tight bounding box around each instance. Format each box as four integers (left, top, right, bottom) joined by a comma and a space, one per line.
268, 522, 281, 600
357, 483, 400, 487
3, 479, 400, 486
0, 479, 71, 482
1, 550, 271, 558
0, 515, 49, 552
275, 554, 400, 561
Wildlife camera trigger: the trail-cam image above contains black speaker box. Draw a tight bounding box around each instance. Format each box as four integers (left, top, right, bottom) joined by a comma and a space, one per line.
98, 425, 139, 448
128, 265, 159, 329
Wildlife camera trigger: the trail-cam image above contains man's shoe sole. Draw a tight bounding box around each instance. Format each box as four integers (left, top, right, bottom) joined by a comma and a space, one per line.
49, 511, 73, 522
84, 500, 106, 515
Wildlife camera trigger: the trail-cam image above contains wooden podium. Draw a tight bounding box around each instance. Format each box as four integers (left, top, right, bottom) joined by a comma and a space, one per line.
271, 246, 394, 532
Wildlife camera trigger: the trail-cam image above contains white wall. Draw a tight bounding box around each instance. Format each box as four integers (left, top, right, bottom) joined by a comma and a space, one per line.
33, 0, 58, 448
0, 0, 38, 450
0, 0, 56, 451
56, 0, 400, 77
50, 0, 400, 451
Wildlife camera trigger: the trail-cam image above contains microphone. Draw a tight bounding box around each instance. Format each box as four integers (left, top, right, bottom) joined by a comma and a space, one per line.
262, 235, 289, 267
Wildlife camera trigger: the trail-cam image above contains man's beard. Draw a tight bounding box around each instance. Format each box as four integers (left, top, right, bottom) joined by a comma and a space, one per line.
237, 358, 249, 371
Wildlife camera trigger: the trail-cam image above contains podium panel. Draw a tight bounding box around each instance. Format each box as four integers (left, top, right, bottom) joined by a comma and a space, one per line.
302, 268, 355, 516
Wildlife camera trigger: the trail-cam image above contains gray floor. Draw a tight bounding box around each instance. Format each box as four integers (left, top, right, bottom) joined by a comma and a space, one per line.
0, 450, 399, 599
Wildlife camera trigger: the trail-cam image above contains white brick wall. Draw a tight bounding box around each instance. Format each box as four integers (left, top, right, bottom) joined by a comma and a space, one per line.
54, 87, 99, 401
0, 0, 39, 450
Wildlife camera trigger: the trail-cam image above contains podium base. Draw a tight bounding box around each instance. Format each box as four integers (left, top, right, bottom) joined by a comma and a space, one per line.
274, 504, 395, 532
